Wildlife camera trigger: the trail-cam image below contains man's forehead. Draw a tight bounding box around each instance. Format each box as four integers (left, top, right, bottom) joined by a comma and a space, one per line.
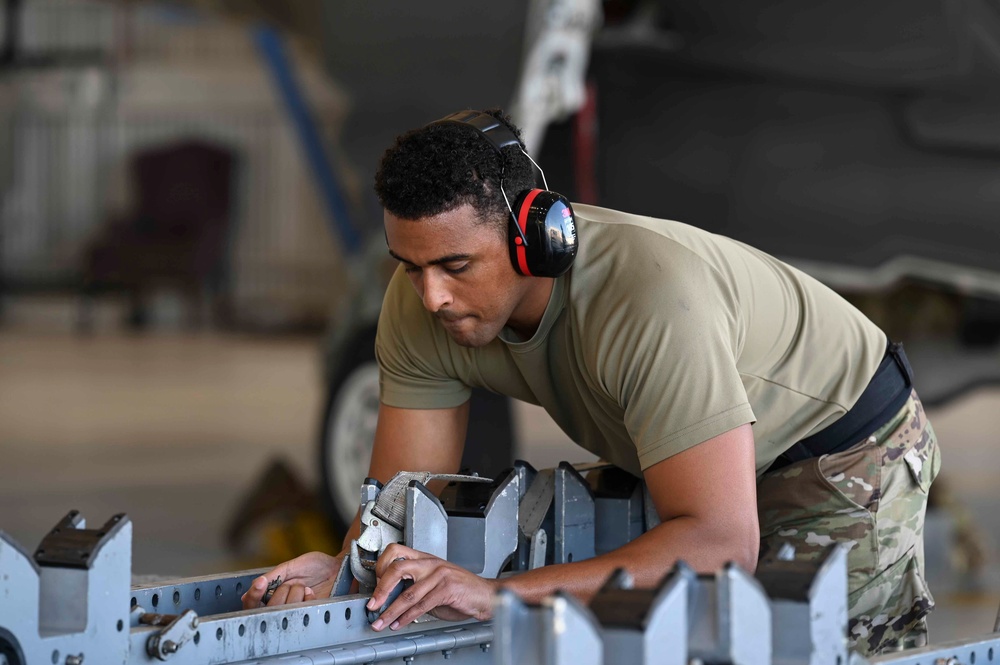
384, 208, 495, 264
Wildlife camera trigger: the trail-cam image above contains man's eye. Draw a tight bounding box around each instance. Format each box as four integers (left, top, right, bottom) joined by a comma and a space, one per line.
403, 265, 421, 274
445, 264, 469, 275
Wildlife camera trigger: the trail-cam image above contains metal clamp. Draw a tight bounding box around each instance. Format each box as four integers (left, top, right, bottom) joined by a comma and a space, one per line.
145, 609, 199, 661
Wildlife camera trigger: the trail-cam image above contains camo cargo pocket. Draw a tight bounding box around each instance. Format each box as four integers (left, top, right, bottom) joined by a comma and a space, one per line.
847, 545, 933, 654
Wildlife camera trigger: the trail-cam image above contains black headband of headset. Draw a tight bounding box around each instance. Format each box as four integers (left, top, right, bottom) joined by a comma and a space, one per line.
430, 111, 522, 154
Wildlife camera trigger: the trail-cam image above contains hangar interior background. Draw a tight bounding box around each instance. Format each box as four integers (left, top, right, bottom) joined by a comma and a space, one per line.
1, 0, 999, 647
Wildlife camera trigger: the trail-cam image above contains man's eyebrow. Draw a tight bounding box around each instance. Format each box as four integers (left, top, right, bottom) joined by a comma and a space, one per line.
388, 249, 473, 266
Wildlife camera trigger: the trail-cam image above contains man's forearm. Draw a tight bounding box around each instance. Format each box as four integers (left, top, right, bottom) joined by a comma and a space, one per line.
340, 510, 362, 554
497, 515, 759, 604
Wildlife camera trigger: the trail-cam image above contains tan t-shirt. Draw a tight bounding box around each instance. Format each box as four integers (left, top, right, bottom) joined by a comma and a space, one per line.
376, 204, 886, 477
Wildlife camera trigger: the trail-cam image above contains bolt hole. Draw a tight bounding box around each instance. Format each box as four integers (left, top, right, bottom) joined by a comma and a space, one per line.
151, 594, 159, 608
117, 619, 123, 632
345, 608, 352, 621
236, 582, 244, 595
990, 647, 995, 661
216, 627, 223, 641
282, 617, 288, 630
260, 620, 267, 633
173, 590, 180, 605
194, 631, 200, 645
324, 611, 331, 624
215, 585, 222, 599
130, 597, 137, 608
238, 624, 245, 637
303, 614, 310, 627
567, 553, 573, 563
194, 588, 201, 601
972, 652, 977, 664
51, 649, 59, 664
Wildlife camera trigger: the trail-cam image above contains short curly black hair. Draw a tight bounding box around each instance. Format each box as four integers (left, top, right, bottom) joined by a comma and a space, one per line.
374, 108, 536, 236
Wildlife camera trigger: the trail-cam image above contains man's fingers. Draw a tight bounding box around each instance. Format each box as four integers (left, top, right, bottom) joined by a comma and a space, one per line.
376, 544, 422, 576
367, 558, 412, 611
267, 582, 295, 607
238, 552, 341, 610
372, 574, 442, 631
241, 575, 271, 609
281, 584, 309, 605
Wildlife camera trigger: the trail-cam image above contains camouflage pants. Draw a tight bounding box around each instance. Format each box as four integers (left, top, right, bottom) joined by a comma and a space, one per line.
757, 389, 942, 656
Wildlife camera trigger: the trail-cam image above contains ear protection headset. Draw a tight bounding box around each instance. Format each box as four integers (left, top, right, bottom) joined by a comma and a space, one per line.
431, 111, 578, 278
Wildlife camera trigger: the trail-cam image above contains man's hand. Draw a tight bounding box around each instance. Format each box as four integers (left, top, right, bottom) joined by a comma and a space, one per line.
366, 544, 496, 631
241, 551, 343, 609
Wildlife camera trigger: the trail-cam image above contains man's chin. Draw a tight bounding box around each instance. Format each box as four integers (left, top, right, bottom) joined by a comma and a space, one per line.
447, 330, 490, 348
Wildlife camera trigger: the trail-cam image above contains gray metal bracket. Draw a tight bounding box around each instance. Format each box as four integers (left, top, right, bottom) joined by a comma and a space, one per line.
588, 566, 692, 665
755, 544, 850, 665
0, 511, 132, 665
512, 461, 657, 572
406, 467, 520, 578
494, 589, 604, 665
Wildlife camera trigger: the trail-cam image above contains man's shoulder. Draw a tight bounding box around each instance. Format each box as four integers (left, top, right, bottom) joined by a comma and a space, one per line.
570, 204, 730, 301
573, 203, 683, 237
573, 204, 719, 271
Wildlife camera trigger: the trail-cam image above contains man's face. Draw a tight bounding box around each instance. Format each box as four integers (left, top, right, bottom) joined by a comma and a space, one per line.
384, 204, 525, 348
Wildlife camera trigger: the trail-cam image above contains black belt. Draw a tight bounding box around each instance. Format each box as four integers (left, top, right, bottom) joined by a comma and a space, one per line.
769, 341, 914, 472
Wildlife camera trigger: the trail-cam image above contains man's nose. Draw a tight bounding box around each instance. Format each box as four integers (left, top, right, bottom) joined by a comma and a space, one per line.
420, 272, 453, 312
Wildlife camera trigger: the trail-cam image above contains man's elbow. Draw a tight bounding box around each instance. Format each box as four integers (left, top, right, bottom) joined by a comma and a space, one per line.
734, 533, 759, 573
702, 517, 759, 573
671, 515, 759, 573
730, 519, 760, 573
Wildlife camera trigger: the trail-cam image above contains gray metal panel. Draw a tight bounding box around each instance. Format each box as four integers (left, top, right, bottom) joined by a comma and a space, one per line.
131, 570, 265, 617
552, 463, 595, 564
406, 482, 449, 560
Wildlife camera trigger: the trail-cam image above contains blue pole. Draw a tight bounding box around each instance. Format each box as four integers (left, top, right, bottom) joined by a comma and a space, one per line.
253, 25, 362, 254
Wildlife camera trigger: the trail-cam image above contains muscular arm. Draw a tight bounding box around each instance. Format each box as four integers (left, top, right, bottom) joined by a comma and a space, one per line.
367, 423, 760, 627
340, 401, 470, 545
500, 423, 759, 601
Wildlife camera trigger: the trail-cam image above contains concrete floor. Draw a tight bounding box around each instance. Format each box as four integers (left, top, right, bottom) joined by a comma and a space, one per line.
1, 327, 998, 645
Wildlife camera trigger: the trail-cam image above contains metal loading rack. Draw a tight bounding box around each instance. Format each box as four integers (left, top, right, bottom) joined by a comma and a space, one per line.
1, 462, 997, 665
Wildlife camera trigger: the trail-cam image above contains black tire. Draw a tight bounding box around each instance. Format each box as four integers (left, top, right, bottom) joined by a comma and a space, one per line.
318, 331, 516, 538
0, 627, 25, 665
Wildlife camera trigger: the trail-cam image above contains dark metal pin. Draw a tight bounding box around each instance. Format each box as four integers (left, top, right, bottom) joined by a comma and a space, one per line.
262, 576, 282, 605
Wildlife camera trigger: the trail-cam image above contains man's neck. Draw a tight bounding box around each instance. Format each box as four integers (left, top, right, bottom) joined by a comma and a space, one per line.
506, 277, 555, 341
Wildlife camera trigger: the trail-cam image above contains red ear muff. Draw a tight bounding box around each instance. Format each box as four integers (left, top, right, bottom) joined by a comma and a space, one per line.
512, 189, 545, 276
509, 190, 578, 278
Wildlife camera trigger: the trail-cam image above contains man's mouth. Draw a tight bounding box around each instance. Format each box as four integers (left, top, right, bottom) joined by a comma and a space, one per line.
437, 312, 470, 324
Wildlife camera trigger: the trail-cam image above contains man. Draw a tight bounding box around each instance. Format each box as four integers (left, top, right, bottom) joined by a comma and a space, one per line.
243, 109, 940, 655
